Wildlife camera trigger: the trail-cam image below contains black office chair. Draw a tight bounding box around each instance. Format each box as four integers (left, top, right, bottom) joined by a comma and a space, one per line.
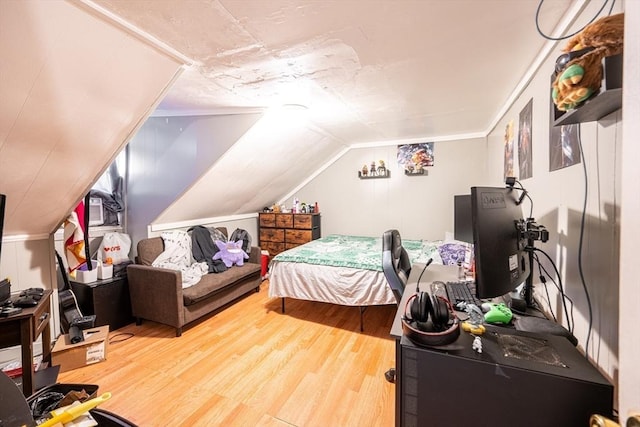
381, 229, 412, 383
382, 229, 412, 303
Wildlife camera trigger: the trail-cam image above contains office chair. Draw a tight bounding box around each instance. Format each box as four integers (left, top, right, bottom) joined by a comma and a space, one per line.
381, 229, 412, 383
382, 229, 412, 303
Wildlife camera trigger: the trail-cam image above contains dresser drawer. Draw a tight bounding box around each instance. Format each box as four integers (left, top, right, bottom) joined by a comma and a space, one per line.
286, 229, 313, 245
293, 214, 314, 229
260, 228, 285, 242
259, 213, 276, 227
262, 241, 285, 256
276, 214, 293, 228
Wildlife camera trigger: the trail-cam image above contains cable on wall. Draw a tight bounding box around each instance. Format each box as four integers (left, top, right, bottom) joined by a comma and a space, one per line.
576, 126, 594, 359
535, 0, 616, 41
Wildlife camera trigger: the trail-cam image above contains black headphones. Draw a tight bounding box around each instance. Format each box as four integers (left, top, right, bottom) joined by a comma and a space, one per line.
402, 291, 460, 348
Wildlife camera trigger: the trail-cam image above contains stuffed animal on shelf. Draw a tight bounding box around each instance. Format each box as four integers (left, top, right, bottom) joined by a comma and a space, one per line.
552, 13, 624, 112
212, 240, 249, 267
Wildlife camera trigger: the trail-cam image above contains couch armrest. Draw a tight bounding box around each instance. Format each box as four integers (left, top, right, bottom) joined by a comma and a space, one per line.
248, 246, 261, 264
127, 264, 184, 329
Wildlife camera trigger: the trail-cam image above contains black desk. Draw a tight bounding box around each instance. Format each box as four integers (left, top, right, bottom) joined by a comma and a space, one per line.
70, 276, 133, 331
0, 289, 52, 396
391, 264, 613, 427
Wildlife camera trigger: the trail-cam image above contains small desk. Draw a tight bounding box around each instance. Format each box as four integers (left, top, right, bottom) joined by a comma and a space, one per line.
390, 264, 613, 427
0, 289, 52, 396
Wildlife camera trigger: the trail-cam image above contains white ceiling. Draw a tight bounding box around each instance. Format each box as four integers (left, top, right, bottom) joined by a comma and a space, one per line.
2, 0, 592, 238
94, 0, 578, 141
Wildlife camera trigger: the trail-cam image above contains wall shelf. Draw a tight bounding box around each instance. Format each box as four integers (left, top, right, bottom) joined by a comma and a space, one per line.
553, 53, 622, 127
405, 169, 428, 176
359, 169, 390, 179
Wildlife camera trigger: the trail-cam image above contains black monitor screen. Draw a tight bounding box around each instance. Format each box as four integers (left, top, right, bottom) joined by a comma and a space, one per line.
454, 194, 473, 244
470, 186, 530, 299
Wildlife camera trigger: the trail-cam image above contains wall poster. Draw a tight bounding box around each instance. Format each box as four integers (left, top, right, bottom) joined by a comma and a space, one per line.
397, 142, 434, 174
518, 98, 533, 180
504, 120, 515, 180
549, 118, 581, 173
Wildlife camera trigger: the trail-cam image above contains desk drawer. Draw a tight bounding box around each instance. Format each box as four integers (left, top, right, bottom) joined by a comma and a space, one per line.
32, 298, 51, 341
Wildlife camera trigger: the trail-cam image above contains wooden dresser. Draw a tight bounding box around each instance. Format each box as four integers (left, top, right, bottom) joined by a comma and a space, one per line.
259, 212, 321, 256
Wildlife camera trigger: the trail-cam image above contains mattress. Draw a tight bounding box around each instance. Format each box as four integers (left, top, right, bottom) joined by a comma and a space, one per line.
268, 234, 443, 307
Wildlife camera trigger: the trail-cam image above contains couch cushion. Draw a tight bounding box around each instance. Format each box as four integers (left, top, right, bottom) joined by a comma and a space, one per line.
182, 262, 261, 306
137, 237, 164, 266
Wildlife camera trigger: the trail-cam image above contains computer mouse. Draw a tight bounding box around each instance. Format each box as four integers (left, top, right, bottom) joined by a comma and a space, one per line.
13, 296, 38, 307
481, 302, 493, 313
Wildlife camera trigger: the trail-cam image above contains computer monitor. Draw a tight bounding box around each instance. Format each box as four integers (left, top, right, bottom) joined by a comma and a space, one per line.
454, 194, 473, 244
470, 186, 530, 299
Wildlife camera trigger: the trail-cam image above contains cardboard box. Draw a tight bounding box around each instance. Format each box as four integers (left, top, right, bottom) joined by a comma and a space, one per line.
51, 326, 109, 372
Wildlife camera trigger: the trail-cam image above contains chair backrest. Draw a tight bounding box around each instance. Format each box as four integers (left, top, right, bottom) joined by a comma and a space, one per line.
382, 229, 412, 304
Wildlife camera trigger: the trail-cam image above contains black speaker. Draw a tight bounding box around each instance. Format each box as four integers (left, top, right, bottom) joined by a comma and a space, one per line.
402, 292, 460, 347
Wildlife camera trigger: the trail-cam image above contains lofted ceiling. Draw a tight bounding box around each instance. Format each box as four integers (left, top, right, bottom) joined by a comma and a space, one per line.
96, 0, 578, 141
2, 0, 592, 238
93, 0, 588, 228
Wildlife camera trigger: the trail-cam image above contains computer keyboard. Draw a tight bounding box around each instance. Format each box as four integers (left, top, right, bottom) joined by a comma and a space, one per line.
445, 281, 483, 310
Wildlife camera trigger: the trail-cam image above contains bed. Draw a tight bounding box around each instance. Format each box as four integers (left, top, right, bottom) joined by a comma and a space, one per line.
267, 234, 460, 330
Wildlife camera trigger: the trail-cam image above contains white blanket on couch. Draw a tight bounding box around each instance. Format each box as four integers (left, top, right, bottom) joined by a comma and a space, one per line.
152, 230, 208, 288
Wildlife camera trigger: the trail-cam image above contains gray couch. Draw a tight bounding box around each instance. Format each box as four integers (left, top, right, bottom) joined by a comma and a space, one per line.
127, 228, 262, 336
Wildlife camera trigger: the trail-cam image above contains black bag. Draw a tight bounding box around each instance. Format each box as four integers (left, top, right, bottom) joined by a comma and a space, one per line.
229, 228, 252, 254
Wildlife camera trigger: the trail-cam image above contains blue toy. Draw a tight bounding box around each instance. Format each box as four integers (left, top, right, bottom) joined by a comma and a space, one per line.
212, 240, 249, 267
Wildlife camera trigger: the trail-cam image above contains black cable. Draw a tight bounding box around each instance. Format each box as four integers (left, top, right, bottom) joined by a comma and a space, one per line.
535, 0, 614, 41
533, 248, 573, 333
576, 127, 594, 358
533, 252, 557, 322
533, 252, 576, 332
109, 332, 134, 344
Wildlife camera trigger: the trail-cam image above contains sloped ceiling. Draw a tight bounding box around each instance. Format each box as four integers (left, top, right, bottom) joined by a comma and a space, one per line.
1, 0, 588, 237
0, 0, 186, 237
94, 0, 577, 140
91, 0, 582, 227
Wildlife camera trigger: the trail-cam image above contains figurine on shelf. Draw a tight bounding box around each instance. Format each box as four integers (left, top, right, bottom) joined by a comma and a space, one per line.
377, 160, 386, 176
361, 164, 368, 176
370, 161, 377, 176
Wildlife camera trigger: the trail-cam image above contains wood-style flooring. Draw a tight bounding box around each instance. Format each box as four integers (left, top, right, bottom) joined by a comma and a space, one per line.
58, 281, 397, 426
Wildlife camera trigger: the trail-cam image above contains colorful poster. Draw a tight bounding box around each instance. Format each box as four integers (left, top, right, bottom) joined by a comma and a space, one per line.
397, 142, 434, 174
518, 99, 533, 180
504, 120, 515, 180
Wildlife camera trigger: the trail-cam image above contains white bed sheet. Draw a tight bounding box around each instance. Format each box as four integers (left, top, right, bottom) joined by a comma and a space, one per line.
268, 259, 396, 307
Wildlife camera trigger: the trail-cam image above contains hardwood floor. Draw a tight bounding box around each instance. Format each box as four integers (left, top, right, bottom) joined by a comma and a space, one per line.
58, 281, 398, 426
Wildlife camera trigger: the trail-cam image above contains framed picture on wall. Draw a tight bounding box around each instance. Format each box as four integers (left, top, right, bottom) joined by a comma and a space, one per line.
397, 142, 434, 174
504, 120, 515, 180
548, 94, 581, 171
518, 98, 533, 180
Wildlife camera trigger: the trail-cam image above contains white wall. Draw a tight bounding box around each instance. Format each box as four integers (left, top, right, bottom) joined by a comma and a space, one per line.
484, 4, 638, 417
292, 138, 487, 241
618, 0, 640, 420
